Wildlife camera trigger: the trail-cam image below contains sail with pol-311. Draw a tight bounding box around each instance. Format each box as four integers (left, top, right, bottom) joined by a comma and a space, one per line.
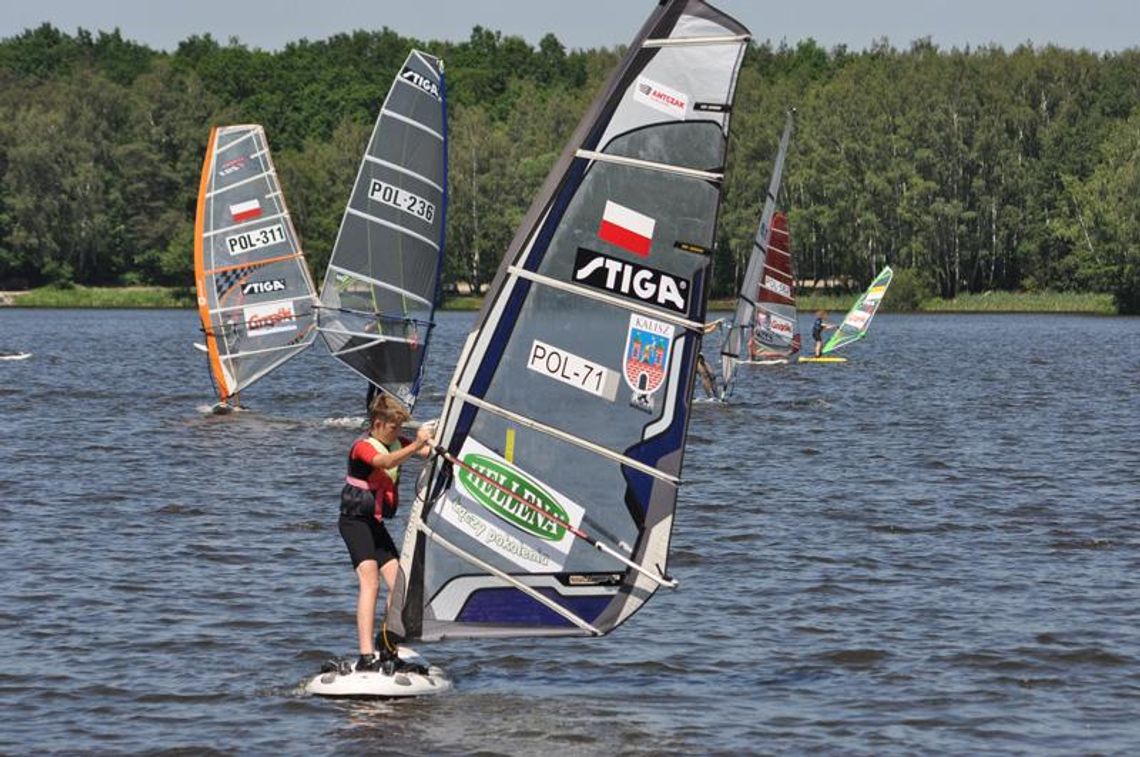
719, 110, 796, 396
385, 0, 750, 643
316, 50, 447, 411
193, 125, 319, 409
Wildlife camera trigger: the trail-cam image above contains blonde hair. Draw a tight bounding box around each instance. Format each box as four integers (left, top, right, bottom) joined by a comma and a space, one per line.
369, 392, 410, 429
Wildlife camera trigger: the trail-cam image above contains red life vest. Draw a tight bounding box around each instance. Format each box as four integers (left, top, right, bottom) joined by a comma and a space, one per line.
342, 437, 401, 521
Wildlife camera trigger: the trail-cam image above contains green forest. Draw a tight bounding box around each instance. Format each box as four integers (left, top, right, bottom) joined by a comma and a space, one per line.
1, 23, 1138, 312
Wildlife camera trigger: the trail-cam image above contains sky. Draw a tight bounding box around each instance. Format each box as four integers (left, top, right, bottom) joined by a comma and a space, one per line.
2, 0, 1138, 54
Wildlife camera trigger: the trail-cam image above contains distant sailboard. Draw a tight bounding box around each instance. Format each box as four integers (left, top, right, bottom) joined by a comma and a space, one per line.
193, 124, 318, 410
0, 351, 31, 361
720, 110, 797, 396
821, 266, 894, 355
316, 50, 448, 413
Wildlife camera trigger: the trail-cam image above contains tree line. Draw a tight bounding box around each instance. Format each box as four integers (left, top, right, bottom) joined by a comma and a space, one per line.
0, 24, 1137, 312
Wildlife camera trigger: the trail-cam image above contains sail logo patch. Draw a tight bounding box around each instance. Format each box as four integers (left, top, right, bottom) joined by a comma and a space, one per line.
634, 76, 688, 120
760, 275, 792, 299
368, 180, 436, 223
623, 313, 675, 396
573, 248, 689, 314
598, 200, 655, 257
225, 224, 287, 255
527, 339, 619, 401
229, 198, 262, 223
846, 310, 870, 329
241, 278, 287, 296
457, 454, 568, 542
443, 438, 585, 573
217, 155, 248, 178
244, 300, 297, 336
767, 313, 796, 337
400, 67, 440, 100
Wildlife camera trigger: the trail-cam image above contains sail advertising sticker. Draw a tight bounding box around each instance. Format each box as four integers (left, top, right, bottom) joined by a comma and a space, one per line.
244, 300, 297, 336
623, 313, 674, 411
598, 200, 655, 258
441, 437, 585, 573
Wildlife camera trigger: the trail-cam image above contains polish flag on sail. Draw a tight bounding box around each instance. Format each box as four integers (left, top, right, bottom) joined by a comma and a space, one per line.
229, 199, 262, 223
598, 200, 655, 257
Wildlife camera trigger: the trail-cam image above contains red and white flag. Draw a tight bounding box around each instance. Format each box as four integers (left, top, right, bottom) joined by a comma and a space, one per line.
598, 200, 655, 258
229, 198, 262, 223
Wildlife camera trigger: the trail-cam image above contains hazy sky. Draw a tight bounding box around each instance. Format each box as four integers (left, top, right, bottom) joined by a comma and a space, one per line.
2, 0, 1137, 54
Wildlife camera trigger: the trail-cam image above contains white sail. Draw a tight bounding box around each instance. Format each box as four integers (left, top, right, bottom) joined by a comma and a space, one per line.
193, 125, 318, 403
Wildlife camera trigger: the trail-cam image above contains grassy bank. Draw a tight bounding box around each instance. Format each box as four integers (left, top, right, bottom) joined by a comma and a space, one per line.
4, 285, 194, 308
918, 291, 1114, 313
0, 286, 1116, 314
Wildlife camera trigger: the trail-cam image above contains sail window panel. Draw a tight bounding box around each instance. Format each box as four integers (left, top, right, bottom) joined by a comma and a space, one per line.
327, 213, 440, 304
372, 116, 446, 186
599, 118, 726, 174
474, 283, 690, 479
593, 36, 743, 167
531, 159, 718, 323
384, 79, 445, 140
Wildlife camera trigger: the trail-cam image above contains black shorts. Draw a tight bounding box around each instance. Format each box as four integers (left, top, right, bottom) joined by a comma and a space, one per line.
338, 516, 398, 569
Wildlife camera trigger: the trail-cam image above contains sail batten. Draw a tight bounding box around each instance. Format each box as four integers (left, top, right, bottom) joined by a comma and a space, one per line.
193, 124, 319, 403
388, 0, 749, 644
452, 388, 682, 484
574, 149, 724, 181
344, 207, 441, 250
317, 50, 447, 410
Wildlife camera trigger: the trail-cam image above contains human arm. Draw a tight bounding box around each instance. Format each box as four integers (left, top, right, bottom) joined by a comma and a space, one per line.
359, 423, 435, 469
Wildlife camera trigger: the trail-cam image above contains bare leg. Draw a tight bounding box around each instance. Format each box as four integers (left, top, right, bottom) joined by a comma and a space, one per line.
354, 560, 380, 655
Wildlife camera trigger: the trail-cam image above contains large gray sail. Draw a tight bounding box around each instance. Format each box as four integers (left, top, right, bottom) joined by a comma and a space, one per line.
387, 0, 749, 642
317, 50, 447, 410
720, 110, 795, 392
193, 124, 319, 404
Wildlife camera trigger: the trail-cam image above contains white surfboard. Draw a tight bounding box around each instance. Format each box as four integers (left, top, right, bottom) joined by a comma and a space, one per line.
0, 352, 31, 361
305, 646, 451, 699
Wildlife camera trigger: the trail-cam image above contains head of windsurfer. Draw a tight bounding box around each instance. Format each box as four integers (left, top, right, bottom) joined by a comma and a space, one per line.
368, 393, 410, 445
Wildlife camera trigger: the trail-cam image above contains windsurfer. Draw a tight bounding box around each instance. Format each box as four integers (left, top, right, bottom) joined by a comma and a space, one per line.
337, 394, 434, 672
695, 354, 718, 399
812, 310, 836, 357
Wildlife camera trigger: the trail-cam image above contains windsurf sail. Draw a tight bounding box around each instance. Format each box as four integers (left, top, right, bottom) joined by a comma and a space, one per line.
719, 110, 795, 393
316, 50, 447, 411
385, 0, 750, 643
822, 265, 894, 354
193, 124, 318, 404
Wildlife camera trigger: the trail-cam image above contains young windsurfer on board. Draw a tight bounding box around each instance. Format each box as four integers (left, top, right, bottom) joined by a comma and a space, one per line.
811, 310, 836, 357
338, 393, 434, 672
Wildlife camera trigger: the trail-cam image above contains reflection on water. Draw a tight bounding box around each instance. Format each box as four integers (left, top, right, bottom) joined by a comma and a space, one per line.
0, 309, 1138, 753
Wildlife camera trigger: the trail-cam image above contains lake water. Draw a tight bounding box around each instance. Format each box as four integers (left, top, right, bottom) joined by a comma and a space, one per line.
1, 308, 1138, 754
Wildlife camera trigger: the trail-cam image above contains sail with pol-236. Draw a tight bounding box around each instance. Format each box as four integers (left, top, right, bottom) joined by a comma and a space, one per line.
385, 0, 750, 643
316, 50, 447, 411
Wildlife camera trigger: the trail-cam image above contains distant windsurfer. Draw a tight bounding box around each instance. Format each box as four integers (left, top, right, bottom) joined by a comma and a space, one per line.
337, 393, 434, 672
812, 310, 836, 357
695, 354, 718, 399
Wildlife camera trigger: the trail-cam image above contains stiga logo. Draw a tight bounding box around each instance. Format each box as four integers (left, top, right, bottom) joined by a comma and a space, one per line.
400, 67, 440, 100
574, 248, 689, 314
457, 454, 568, 541
241, 278, 287, 295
